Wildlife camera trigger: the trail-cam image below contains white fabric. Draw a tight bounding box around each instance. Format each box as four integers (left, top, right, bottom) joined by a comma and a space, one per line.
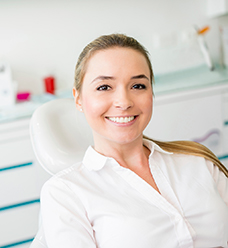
40, 139, 228, 248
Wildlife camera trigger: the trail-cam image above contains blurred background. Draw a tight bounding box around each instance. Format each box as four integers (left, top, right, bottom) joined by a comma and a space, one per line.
1, 0, 228, 247
0, 0, 228, 94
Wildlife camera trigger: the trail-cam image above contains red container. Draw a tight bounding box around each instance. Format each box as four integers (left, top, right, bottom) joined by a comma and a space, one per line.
44, 76, 55, 94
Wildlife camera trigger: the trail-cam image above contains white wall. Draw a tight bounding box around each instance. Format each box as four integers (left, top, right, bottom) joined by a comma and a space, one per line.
0, 0, 223, 94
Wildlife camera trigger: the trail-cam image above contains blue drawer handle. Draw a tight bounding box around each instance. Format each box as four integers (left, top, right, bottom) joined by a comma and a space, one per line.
0, 237, 34, 248
0, 162, 33, 172
0, 199, 40, 212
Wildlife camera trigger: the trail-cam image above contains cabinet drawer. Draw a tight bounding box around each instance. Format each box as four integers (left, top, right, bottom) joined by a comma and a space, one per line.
223, 92, 228, 120
10, 243, 31, 248
0, 203, 39, 247
11, 244, 31, 248
0, 138, 34, 170
223, 125, 228, 154
0, 164, 41, 207
145, 92, 223, 156
0, 118, 30, 134
223, 92, 228, 154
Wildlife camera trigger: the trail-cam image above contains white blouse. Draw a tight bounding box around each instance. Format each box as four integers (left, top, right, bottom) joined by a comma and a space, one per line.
40, 139, 228, 248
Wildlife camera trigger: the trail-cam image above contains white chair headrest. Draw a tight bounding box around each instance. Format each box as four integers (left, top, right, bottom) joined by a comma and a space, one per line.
30, 98, 93, 175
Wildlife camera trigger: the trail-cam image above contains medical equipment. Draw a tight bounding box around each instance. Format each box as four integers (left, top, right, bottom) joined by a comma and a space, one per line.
29, 98, 93, 247
30, 98, 93, 175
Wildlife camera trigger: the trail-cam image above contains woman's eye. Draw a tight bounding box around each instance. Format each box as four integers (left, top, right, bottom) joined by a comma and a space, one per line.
132, 84, 146, 90
96, 85, 111, 91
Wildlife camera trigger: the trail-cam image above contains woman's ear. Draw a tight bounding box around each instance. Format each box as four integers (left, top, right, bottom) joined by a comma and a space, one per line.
72, 87, 83, 112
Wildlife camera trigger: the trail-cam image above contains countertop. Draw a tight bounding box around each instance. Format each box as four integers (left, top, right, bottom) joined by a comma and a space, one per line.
154, 64, 228, 96
1, 64, 228, 123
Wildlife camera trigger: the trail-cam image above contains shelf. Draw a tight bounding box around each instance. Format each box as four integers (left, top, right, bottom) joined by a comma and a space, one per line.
1, 65, 228, 123
154, 64, 228, 96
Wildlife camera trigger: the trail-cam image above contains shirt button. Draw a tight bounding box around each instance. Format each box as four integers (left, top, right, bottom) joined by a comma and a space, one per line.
175, 215, 181, 222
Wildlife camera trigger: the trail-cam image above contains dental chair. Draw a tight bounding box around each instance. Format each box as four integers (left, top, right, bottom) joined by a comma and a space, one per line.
29, 98, 93, 248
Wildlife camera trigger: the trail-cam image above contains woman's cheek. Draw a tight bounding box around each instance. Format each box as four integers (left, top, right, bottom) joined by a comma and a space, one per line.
83, 96, 106, 117
142, 94, 153, 111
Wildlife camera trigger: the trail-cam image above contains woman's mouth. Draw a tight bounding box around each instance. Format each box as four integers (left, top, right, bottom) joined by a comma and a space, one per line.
106, 116, 137, 124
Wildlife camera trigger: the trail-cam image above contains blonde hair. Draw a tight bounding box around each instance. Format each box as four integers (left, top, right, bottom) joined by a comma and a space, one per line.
74, 33, 228, 178
144, 136, 228, 177
74, 33, 154, 93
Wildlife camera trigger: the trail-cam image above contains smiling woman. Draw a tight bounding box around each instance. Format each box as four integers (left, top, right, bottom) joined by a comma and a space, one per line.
73, 47, 153, 152
36, 34, 228, 248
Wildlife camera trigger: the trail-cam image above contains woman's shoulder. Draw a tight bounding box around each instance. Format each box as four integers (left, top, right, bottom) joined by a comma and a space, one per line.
42, 161, 84, 189
147, 137, 228, 178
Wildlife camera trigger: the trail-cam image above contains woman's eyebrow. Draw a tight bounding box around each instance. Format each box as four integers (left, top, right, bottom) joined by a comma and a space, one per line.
91, 74, 149, 84
91, 76, 115, 84
131, 74, 149, 80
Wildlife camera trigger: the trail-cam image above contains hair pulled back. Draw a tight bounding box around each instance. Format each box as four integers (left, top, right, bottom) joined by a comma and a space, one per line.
74, 33, 153, 93
74, 33, 228, 177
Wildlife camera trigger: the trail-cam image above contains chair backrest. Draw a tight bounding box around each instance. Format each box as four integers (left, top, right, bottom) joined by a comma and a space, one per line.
30, 98, 93, 175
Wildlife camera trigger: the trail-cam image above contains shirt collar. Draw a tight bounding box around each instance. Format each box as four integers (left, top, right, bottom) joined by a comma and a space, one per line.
82, 146, 111, 171
82, 139, 172, 171
143, 138, 173, 157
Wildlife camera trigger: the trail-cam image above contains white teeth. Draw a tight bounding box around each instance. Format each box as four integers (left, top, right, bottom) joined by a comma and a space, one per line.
108, 116, 135, 123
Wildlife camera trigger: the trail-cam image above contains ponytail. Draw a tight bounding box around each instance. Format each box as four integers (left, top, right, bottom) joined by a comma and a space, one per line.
143, 135, 228, 178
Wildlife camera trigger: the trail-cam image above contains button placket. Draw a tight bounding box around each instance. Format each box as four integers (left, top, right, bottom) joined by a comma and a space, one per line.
112, 164, 194, 247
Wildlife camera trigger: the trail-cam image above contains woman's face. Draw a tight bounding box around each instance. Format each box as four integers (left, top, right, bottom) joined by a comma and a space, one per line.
73, 47, 153, 148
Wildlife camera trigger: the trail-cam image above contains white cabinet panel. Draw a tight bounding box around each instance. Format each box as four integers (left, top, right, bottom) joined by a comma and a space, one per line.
224, 125, 228, 155
0, 127, 29, 143
0, 164, 42, 207
223, 92, 228, 153
0, 118, 33, 170
16, 244, 31, 248
0, 203, 39, 247
0, 138, 34, 169
223, 91, 228, 120
144, 92, 224, 156
0, 118, 30, 133
0, 117, 50, 248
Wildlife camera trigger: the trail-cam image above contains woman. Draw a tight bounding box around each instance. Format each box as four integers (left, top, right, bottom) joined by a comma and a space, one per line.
40, 34, 228, 247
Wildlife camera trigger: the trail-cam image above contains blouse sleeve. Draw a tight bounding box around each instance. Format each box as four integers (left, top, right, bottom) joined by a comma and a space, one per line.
206, 160, 228, 206
40, 176, 97, 248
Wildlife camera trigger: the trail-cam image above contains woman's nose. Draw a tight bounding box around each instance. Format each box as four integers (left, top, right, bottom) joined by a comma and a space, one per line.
113, 90, 133, 110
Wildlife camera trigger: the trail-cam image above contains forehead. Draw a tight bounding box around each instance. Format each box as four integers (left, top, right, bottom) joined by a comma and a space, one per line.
85, 47, 150, 76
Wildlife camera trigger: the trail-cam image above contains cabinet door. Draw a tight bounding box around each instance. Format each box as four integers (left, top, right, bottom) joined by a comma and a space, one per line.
0, 118, 50, 247
0, 204, 40, 247
144, 90, 224, 157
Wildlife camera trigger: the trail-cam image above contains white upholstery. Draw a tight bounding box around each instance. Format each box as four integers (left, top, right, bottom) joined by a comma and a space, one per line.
29, 98, 93, 247
29, 227, 47, 248
30, 98, 93, 175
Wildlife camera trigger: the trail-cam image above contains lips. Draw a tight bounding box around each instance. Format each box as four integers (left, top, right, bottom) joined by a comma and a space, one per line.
106, 116, 136, 123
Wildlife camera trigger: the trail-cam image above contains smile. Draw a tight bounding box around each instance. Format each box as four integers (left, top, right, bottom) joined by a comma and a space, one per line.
106, 116, 136, 123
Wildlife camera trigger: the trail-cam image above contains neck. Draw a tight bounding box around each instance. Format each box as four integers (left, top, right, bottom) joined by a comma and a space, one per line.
93, 136, 150, 170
